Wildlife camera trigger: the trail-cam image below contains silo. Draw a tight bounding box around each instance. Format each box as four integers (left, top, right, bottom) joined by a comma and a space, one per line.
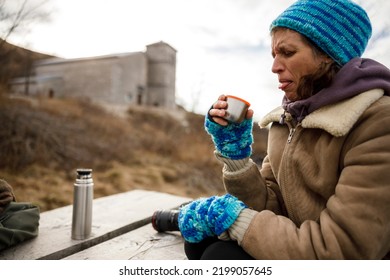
145, 41, 177, 110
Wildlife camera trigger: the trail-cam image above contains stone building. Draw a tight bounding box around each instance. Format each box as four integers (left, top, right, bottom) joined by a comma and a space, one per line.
10, 41, 177, 110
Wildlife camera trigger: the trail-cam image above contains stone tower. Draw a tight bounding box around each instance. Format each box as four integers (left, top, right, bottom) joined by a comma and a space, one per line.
145, 41, 177, 110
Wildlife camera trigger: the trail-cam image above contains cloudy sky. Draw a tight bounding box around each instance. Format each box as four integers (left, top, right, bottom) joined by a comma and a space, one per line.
8, 0, 390, 119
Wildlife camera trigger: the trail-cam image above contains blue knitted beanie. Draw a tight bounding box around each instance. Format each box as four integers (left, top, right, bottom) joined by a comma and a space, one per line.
270, 0, 372, 66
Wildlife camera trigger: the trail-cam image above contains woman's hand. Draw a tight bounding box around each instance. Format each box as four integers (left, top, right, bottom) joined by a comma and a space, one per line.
205, 95, 254, 160
178, 194, 247, 243
209, 95, 254, 126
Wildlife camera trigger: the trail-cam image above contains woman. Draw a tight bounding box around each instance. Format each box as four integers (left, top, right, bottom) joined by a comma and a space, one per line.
178, 0, 390, 259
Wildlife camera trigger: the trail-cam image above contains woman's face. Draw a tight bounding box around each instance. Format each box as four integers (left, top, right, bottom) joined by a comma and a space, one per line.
271, 28, 330, 101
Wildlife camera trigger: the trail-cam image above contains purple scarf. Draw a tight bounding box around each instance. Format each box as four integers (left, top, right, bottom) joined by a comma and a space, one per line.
282, 58, 390, 122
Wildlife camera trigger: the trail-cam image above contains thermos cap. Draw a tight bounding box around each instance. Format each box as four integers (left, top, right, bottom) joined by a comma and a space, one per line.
76, 168, 92, 179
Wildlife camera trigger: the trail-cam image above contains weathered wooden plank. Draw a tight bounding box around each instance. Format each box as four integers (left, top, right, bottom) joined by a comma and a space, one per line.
0, 190, 191, 260
64, 223, 186, 260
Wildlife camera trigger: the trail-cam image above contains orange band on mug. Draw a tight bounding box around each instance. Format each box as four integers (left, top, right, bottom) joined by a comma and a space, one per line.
226, 95, 251, 106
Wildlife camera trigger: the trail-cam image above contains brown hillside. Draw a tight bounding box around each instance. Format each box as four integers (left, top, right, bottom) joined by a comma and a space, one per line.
0, 95, 268, 212
0, 39, 54, 87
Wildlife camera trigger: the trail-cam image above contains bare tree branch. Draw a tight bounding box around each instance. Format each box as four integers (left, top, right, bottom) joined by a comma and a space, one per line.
0, 0, 52, 87
0, 0, 50, 48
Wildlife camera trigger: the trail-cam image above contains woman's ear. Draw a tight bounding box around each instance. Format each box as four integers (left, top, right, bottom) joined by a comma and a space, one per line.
323, 55, 334, 64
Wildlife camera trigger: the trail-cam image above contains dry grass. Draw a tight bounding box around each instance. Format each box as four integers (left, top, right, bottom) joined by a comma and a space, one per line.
0, 95, 268, 212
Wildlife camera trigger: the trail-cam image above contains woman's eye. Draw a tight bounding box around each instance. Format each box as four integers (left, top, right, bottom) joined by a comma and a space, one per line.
272, 48, 296, 58
283, 50, 295, 57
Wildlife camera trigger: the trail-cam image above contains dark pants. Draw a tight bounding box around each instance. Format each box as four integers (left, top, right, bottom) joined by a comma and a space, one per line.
184, 237, 254, 260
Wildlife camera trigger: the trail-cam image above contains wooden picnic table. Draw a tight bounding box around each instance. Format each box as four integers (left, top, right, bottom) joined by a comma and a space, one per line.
0, 189, 191, 260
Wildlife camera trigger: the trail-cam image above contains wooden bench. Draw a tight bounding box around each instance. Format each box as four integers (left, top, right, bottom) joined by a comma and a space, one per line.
0, 189, 191, 260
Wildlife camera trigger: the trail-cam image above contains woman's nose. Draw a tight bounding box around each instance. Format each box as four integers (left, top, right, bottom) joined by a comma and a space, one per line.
271, 57, 283, 74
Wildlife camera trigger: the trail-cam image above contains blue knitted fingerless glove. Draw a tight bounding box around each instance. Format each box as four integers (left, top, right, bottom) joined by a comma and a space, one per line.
178, 194, 247, 243
205, 116, 253, 160
207, 194, 247, 235
178, 196, 215, 243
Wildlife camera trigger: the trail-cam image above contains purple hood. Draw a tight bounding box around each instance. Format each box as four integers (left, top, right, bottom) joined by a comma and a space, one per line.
282, 58, 390, 122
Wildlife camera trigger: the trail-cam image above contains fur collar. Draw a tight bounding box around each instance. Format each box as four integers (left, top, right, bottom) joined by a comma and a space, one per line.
259, 89, 384, 137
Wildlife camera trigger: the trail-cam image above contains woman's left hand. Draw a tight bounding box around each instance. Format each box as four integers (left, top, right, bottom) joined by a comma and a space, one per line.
178, 194, 247, 243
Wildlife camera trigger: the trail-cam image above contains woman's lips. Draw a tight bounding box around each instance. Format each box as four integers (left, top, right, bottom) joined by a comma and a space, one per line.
278, 80, 292, 91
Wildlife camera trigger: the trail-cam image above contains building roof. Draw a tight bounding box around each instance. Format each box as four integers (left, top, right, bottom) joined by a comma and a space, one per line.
34, 41, 176, 66
34, 51, 143, 66
146, 41, 177, 52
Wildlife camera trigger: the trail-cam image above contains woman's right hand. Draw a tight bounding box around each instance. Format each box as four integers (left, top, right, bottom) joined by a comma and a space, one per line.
205, 95, 254, 160
209, 95, 254, 126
